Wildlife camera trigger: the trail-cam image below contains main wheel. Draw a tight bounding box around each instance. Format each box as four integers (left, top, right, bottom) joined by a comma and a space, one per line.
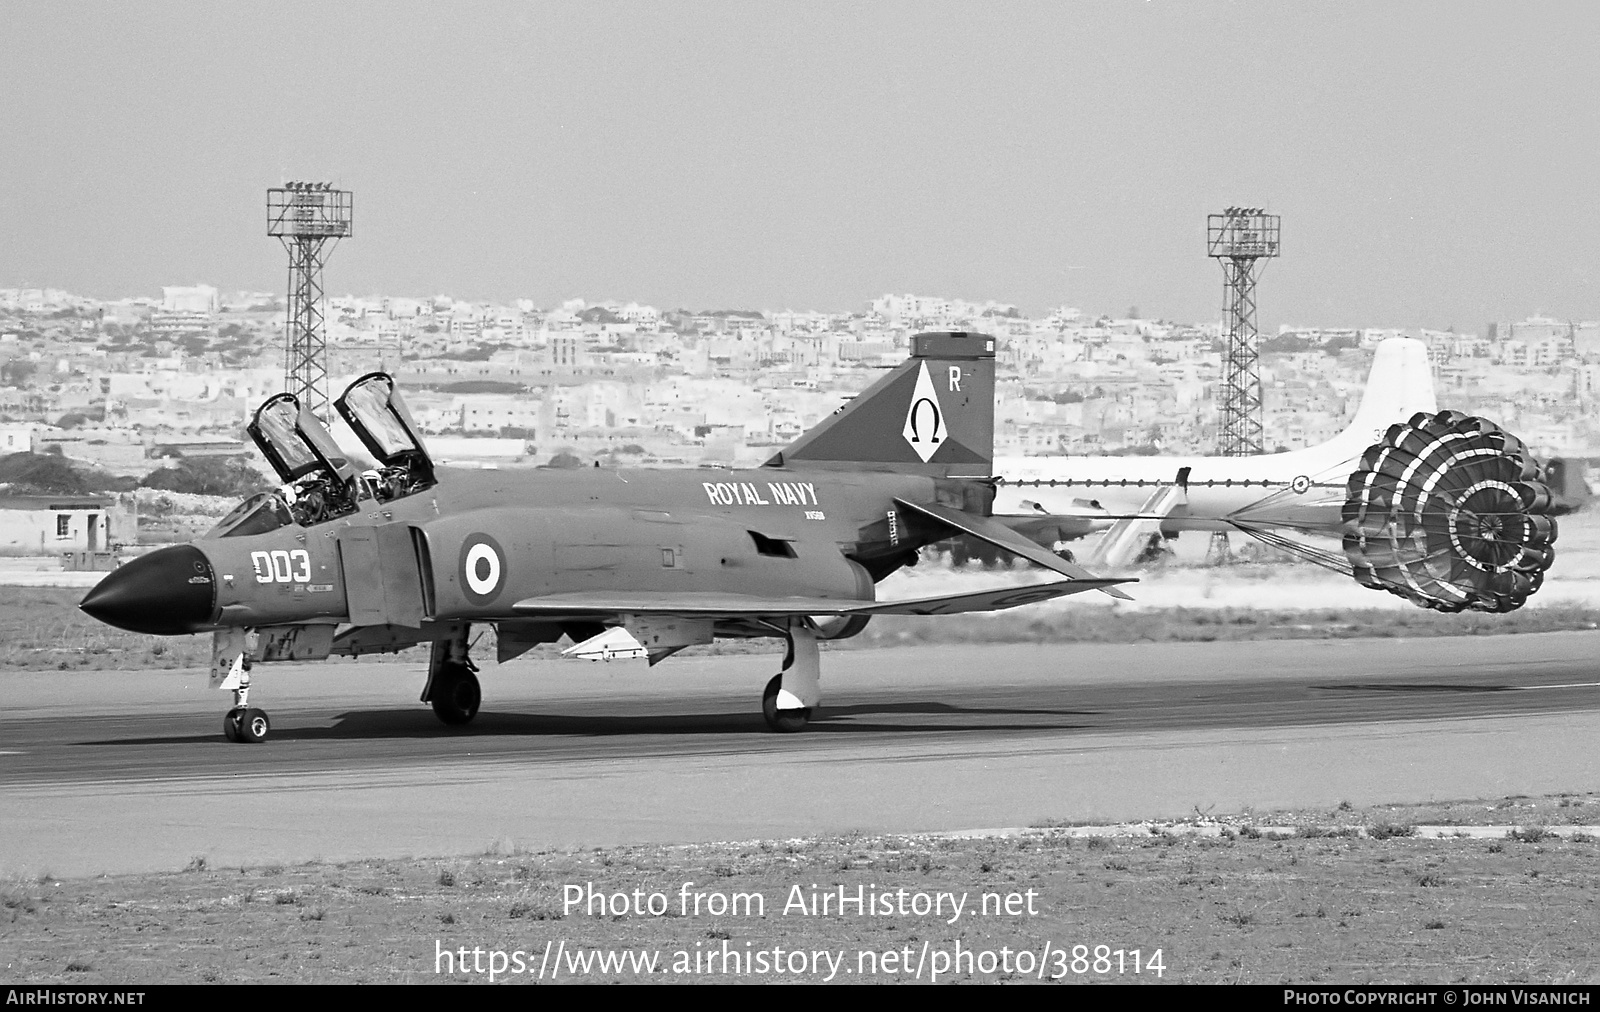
761, 673, 810, 733
431, 665, 481, 726
222, 707, 245, 743
239, 707, 270, 743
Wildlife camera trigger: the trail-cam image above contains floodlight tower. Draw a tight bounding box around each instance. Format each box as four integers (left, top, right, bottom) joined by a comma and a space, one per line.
1207, 207, 1280, 456
268, 182, 352, 420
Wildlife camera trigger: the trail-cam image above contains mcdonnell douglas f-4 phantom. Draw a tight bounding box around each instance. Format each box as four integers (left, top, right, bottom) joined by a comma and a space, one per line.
80, 332, 1130, 742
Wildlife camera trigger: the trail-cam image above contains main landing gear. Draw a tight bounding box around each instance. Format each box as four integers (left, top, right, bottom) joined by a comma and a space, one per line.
762, 623, 820, 733
422, 631, 480, 726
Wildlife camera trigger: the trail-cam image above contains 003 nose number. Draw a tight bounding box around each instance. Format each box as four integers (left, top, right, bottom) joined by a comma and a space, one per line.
251, 549, 311, 583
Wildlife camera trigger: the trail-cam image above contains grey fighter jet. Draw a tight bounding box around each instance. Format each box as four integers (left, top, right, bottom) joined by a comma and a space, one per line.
80, 332, 1130, 742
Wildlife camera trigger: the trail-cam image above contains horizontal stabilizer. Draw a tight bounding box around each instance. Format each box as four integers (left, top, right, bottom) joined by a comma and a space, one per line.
894, 498, 1134, 600
513, 578, 1130, 620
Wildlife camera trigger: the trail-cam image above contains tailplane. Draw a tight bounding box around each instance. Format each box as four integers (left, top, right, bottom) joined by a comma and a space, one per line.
766, 331, 995, 476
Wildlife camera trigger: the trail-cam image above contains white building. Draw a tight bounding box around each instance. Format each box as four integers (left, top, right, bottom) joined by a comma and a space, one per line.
161, 285, 219, 314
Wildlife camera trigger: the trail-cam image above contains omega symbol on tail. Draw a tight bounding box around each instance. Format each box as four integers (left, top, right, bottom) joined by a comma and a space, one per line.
901, 362, 949, 463
459, 533, 506, 605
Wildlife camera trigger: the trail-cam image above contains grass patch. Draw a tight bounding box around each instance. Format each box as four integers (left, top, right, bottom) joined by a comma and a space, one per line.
1368, 823, 1417, 840
0, 587, 212, 670
1298, 826, 1361, 839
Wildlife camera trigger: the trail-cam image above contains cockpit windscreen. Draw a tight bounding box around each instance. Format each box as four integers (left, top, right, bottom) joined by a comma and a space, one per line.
204, 491, 296, 539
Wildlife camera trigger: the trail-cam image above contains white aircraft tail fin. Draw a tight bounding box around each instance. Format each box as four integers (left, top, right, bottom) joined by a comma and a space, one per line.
1340, 338, 1437, 444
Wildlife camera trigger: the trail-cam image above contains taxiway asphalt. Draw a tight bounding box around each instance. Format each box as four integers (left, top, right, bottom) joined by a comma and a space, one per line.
2, 634, 1598, 877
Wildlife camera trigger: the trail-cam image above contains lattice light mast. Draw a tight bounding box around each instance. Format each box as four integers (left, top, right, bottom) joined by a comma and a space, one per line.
1207, 207, 1280, 456
268, 182, 352, 421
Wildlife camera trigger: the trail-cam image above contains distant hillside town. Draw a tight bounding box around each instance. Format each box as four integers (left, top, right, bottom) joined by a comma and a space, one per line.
1, 283, 1596, 485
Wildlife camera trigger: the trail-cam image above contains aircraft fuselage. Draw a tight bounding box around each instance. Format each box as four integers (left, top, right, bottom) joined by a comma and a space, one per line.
84, 464, 961, 637
993, 433, 1375, 531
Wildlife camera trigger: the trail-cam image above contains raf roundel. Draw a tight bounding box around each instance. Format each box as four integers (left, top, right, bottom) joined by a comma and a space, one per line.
459, 534, 506, 605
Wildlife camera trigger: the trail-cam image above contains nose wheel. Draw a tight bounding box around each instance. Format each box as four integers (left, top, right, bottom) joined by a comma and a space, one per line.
223, 706, 271, 743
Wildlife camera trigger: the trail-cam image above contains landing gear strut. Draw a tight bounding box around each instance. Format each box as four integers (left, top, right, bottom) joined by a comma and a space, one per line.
423, 631, 480, 726
762, 623, 819, 733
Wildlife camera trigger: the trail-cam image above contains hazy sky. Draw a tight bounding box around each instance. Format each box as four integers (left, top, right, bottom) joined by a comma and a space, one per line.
2, 2, 1597, 330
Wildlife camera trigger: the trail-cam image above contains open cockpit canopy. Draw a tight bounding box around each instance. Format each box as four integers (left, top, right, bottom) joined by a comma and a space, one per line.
248, 394, 356, 486
335, 372, 436, 498
246, 393, 360, 526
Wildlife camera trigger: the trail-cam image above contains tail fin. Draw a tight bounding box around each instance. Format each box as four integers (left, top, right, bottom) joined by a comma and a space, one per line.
766, 331, 995, 476
1340, 337, 1438, 445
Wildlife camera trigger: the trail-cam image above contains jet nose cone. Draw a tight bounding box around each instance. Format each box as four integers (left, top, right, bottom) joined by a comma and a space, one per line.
79, 545, 216, 635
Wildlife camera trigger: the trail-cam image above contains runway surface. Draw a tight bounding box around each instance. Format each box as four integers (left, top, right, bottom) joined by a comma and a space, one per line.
3, 633, 1599, 877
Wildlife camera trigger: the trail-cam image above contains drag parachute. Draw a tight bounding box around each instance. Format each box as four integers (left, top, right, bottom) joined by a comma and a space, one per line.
1234, 410, 1557, 613
1341, 410, 1556, 612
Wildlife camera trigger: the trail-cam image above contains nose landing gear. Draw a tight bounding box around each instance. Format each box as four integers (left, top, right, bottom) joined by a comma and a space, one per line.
217, 647, 271, 744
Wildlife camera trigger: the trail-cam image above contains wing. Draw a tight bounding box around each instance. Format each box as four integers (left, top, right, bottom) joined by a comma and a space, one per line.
510, 578, 1131, 620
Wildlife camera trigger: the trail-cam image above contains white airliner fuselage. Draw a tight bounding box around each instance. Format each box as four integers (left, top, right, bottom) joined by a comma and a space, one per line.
993, 338, 1438, 531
